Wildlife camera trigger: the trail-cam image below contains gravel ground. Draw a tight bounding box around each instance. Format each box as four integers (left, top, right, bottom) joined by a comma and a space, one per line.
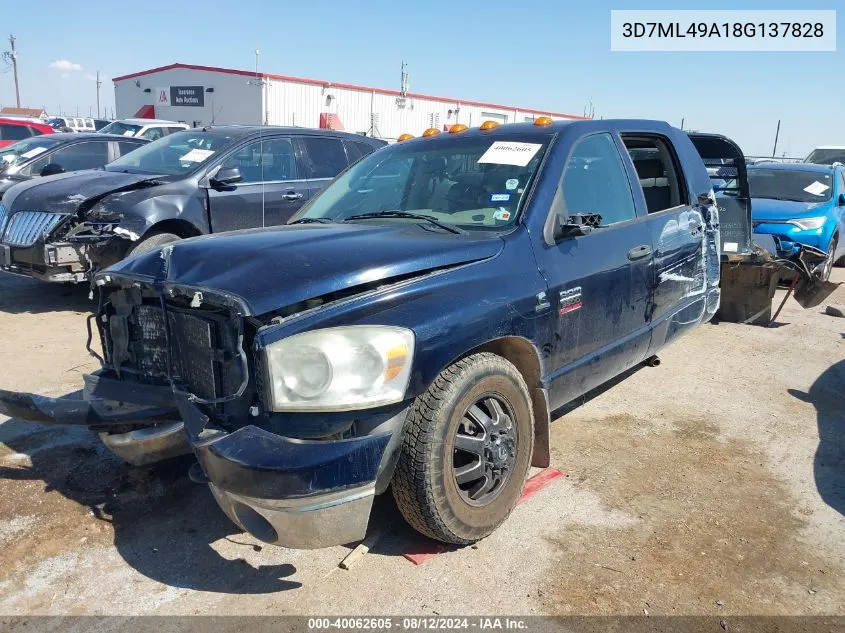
0, 270, 843, 616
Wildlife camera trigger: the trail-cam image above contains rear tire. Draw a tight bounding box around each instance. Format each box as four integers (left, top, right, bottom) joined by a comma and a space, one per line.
127, 231, 181, 257
391, 352, 534, 544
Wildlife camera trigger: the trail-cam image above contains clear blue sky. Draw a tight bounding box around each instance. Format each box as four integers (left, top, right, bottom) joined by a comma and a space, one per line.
1, 0, 842, 156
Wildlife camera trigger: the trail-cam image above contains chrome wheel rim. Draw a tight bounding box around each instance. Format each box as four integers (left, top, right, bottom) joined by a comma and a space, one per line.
452, 394, 517, 506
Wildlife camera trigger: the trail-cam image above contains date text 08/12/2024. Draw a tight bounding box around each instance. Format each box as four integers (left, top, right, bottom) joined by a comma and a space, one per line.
307, 618, 528, 630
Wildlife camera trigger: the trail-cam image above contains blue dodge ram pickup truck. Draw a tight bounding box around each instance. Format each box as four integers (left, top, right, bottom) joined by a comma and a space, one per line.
0, 119, 739, 548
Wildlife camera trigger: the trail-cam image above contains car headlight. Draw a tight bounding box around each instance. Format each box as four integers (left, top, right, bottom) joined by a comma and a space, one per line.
263, 325, 415, 412
787, 216, 826, 230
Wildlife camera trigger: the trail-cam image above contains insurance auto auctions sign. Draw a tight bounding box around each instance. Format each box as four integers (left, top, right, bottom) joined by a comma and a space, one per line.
169, 86, 204, 107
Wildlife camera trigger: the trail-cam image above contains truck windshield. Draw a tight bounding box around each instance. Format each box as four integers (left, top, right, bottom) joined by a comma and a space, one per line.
747, 168, 834, 203
98, 121, 143, 137
104, 130, 235, 176
0, 137, 64, 171
293, 133, 553, 231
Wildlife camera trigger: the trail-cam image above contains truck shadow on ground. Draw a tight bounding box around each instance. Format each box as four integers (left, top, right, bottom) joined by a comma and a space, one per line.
788, 359, 845, 516
0, 274, 92, 315
0, 415, 300, 594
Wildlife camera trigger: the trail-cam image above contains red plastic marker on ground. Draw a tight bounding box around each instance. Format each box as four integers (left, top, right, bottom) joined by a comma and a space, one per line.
403, 468, 566, 565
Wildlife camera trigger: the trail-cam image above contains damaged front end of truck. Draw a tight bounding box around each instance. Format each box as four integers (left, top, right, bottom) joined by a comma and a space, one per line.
0, 222, 507, 547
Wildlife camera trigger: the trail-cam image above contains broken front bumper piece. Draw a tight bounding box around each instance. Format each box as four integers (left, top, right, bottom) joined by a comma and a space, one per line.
0, 372, 191, 465
176, 395, 406, 549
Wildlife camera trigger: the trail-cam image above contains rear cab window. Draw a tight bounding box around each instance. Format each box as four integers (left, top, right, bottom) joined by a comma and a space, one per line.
620, 135, 690, 214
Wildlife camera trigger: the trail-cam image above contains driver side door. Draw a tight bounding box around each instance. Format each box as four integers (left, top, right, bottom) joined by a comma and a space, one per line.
206, 136, 310, 233
534, 132, 654, 409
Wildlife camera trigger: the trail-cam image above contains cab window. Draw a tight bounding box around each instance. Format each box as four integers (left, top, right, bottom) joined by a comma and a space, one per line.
562, 133, 637, 226
140, 127, 165, 141
27, 141, 109, 175
300, 136, 349, 179
221, 137, 297, 184
0, 124, 31, 141
622, 135, 689, 213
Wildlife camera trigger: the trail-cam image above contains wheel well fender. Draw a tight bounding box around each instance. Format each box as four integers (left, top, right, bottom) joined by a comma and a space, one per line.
143, 219, 203, 240
458, 337, 550, 468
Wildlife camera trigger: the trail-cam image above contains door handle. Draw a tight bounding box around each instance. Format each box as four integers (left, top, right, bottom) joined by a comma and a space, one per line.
283, 191, 304, 201
627, 244, 652, 261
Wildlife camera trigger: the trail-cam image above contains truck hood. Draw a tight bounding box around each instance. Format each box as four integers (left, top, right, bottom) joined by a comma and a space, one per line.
4, 170, 166, 214
751, 197, 830, 220
104, 223, 505, 316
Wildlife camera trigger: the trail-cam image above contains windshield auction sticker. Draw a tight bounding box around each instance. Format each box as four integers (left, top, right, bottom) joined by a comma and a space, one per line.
611, 10, 835, 51
478, 142, 542, 167
180, 148, 216, 163
804, 181, 830, 196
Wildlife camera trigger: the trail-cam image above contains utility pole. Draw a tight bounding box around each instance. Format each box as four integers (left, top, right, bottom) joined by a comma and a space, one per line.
2, 34, 21, 107
95, 71, 102, 118
772, 119, 781, 158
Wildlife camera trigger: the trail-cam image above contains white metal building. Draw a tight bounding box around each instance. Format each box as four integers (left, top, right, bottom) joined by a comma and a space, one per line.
112, 63, 587, 140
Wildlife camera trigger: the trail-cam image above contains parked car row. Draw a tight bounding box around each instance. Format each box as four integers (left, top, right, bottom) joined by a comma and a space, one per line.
0, 126, 385, 281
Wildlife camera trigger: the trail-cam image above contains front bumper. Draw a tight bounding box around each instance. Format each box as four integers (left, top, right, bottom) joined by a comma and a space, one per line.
0, 240, 91, 283
752, 222, 828, 258
0, 372, 177, 425
176, 395, 406, 548
0, 372, 190, 464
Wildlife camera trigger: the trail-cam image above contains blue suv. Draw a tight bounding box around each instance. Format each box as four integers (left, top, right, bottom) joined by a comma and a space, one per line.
746, 163, 845, 280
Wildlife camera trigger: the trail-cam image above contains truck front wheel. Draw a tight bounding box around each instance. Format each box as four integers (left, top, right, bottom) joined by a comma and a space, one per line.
392, 352, 534, 544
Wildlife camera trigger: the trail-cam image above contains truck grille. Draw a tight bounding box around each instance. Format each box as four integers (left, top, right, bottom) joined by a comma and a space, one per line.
120, 303, 244, 401
2, 211, 68, 248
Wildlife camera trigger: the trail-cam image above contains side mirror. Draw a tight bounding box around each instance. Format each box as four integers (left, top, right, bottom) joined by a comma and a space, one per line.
553, 213, 599, 241
211, 166, 242, 187
839, 193, 845, 206
40, 163, 65, 177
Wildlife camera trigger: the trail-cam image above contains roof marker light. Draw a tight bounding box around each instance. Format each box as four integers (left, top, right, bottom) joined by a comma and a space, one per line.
422, 128, 441, 137
534, 116, 553, 126
449, 124, 468, 134
397, 133, 414, 142
479, 120, 500, 131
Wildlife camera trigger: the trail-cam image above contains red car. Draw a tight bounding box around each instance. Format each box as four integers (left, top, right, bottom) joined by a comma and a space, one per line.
0, 118, 54, 148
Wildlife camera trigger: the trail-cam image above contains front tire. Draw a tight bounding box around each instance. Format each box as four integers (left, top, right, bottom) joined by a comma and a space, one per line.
391, 352, 534, 544
821, 233, 838, 280
127, 231, 181, 257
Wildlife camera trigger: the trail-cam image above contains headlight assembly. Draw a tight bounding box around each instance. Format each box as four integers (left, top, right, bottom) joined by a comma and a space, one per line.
263, 325, 415, 411
787, 216, 826, 230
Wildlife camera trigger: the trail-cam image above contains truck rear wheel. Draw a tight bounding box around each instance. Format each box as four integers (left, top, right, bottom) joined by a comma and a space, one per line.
391, 352, 534, 544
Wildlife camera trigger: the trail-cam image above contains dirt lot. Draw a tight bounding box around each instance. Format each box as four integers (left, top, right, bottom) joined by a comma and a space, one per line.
0, 270, 843, 616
